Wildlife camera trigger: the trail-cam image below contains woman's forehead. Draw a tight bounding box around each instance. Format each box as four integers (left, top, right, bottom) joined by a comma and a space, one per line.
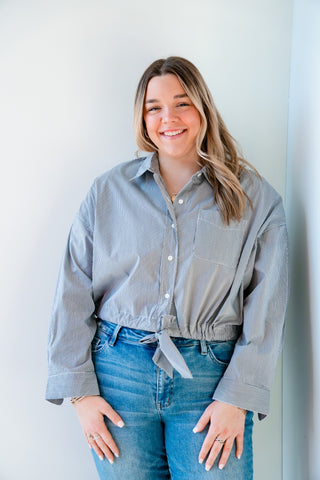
145, 74, 187, 101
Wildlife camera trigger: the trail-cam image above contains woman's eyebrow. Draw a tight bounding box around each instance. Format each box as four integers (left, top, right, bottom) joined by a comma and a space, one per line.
174, 93, 188, 99
145, 93, 188, 104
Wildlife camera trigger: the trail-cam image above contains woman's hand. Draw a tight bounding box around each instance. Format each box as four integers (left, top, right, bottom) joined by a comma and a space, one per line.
193, 400, 246, 471
73, 395, 124, 464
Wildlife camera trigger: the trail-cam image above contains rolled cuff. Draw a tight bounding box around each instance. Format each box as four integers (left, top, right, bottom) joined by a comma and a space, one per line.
45, 371, 100, 405
212, 377, 269, 420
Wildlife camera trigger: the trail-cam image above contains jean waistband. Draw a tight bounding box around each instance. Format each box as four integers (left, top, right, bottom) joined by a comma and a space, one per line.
96, 319, 236, 380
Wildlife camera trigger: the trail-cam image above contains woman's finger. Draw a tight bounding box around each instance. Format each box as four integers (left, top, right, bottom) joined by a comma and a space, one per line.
94, 434, 115, 463
203, 436, 226, 471
86, 432, 115, 463
215, 438, 234, 470
193, 406, 211, 433
198, 422, 220, 465
86, 418, 120, 461
86, 434, 105, 460
99, 428, 120, 458
235, 432, 244, 459
91, 440, 113, 463
100, 399, 125, 428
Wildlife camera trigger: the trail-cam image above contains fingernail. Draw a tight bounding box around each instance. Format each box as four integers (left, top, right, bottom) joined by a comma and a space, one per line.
237, 454, 242, 459
99, 455, 104, 461
117, 420, 125, 428
108, 458, 114, 464
115, 452, 119, 458
193, 426, 199, 433
219, 463, 224, 470
205, 464, 210, 471
199, 458, 204, 464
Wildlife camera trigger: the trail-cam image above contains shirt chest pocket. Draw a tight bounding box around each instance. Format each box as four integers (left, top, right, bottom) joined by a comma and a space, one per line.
193, 210, 247, 269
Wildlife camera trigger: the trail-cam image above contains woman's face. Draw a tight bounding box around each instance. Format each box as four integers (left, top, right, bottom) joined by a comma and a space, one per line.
143, 74, 201, 166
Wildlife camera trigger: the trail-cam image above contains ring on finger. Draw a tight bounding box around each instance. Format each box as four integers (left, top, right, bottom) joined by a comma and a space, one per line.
214, 438, 225, 444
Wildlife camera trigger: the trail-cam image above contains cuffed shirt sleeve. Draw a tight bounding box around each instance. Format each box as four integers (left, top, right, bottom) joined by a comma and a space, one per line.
46, 184, 100, 404
213, 202, 289, 418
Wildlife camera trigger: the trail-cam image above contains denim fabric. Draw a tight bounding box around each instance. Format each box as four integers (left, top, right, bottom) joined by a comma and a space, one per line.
46, 153, 288, 418
91, 320, 253, 480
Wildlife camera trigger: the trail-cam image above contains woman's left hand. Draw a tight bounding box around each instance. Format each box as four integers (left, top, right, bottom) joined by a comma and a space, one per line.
193, 400, 246, 471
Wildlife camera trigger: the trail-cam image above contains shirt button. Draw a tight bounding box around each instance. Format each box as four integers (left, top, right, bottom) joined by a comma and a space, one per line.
178, 199, 184, 204
171, 223, 175, 228
164, 293, 170, 299
168, 255, 173, 261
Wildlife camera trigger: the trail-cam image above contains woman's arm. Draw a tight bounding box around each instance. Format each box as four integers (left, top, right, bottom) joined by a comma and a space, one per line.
194, 197, 289, 470
213, 222, 289, 416
46, 182, 99, 403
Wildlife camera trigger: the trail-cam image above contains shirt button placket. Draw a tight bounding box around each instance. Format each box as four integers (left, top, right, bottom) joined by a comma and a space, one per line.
161, 211, 178, 308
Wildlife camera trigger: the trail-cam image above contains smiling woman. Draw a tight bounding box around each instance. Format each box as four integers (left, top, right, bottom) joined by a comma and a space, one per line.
144, 74, 201, 165
46, 56, 289, 480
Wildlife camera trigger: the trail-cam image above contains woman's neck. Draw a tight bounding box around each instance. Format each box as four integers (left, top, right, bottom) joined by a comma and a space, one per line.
158, 156, 201, 198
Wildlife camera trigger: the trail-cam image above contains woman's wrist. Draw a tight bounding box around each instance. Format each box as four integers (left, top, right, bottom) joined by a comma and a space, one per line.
70, 396, 87, 405
71, 395, 100, 405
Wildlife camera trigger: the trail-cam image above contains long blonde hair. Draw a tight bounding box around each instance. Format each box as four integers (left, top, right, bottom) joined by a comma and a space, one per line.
134, 56, 258, 224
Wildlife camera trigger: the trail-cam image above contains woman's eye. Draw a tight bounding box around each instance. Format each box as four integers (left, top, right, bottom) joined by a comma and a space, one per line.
177, 102, 190, 107
147, 106, 160, 112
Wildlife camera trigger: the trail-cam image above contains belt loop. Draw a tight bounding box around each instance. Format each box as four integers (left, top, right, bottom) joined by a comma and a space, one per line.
109, 324, 122, 347
200, 340, 208, 355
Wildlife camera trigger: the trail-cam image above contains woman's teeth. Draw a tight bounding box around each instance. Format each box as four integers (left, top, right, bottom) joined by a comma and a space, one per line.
162, 129, 184, 136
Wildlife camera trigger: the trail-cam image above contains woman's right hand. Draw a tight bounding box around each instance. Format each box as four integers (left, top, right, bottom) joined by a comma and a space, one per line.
73, 395, 124, 463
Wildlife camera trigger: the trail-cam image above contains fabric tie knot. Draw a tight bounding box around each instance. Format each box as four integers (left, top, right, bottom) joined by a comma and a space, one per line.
140, 329, 193, 379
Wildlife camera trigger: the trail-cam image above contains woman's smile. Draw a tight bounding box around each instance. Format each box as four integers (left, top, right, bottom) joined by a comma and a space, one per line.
160, 128, 186, 137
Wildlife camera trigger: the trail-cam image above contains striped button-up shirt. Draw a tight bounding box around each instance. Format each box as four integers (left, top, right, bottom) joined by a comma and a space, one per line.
46, 153, 288, 417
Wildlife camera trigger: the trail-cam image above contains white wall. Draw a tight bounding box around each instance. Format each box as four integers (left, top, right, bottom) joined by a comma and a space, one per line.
284, 1, 320, 479
0, 1, 292, 478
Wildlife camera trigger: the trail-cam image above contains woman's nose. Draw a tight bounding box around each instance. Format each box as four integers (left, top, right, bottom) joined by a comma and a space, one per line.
161, 106, 177, 122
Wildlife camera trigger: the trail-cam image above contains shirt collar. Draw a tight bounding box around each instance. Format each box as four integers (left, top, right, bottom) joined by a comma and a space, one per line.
130, 152, 209, 186
129, 152, 160, 181
201, 165, 210, 184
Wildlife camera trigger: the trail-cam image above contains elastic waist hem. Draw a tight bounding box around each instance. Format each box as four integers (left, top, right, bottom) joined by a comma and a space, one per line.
97, 318, 241, 342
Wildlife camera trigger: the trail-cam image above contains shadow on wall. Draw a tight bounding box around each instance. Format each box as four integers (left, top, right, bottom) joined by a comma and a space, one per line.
283, 198, 313, 480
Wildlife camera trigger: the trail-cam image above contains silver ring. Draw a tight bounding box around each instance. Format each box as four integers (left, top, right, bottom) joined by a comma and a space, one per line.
214, 438, 225, 444
88, 434, 100, 441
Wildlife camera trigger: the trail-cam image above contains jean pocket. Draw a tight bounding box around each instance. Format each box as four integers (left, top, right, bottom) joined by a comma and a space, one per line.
91, 323, 111, 354
207, 340, 236, 367
193, 210, 247, 268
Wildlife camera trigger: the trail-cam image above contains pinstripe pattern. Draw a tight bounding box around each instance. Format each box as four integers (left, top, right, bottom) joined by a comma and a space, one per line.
46, 153, 288, 418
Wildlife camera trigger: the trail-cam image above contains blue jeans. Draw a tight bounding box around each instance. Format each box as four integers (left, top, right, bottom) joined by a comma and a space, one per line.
91, 320, 254, 480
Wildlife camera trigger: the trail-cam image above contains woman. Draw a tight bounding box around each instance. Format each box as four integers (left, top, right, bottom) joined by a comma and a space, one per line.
46, 56, 288, 479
